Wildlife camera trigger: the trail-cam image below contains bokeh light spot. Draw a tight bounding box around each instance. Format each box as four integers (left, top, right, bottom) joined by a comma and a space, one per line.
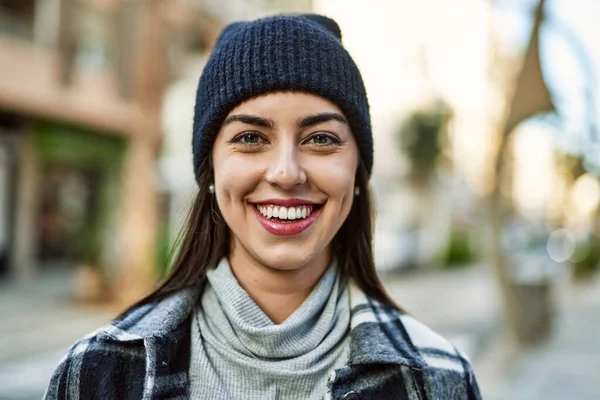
547, 229, 576, 262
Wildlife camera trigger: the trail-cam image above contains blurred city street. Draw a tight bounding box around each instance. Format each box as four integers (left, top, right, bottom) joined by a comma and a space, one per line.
0, 263, 599, 399
1, 0, 600, 398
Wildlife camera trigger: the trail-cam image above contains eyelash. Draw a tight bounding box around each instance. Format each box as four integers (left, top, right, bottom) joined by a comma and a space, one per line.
230, 132, 342, 147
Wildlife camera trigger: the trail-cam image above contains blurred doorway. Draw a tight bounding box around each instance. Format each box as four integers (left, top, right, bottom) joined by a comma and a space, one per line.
0, 0, 35, 40
32, 124, 126, 275
36, 165, 100, 268
0, 138, 15, 276
0, 116, 20, 278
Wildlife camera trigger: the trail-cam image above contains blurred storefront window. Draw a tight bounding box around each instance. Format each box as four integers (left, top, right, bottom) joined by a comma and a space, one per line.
0, 137, 13, 275
33, 124, 125, 273
0, 0, 35, 41
76, 4, 113, 73
0, 115, 20, 278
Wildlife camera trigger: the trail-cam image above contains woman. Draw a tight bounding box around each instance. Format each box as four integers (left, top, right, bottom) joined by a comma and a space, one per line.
46, 14, 481, 400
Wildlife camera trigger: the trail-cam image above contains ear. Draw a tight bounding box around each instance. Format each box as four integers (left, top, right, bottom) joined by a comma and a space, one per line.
299, 14, 342, 41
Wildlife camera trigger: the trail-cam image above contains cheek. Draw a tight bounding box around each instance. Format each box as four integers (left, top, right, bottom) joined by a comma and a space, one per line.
213, 153, 263, 207
305, 156, 357, 201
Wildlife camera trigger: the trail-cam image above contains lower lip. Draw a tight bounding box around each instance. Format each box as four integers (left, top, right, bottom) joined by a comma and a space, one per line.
251, 205, 321, 236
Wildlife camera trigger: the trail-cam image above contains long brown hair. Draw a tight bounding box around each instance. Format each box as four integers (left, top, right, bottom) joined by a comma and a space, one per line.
129, 158, 401, 311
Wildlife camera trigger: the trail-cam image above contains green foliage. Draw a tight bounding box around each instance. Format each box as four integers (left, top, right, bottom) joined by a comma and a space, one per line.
396, 100, 452, 180
80, 217, 101, 266
35, 122, 126, 169
571, 234, 600, 278
555, 151, 586, 182
441, 229, 476, 268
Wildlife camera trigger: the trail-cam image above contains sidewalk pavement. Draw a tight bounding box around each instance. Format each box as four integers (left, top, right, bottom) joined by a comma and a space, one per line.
381, 264, 500, 362
0, 270, 113, 399
383, 264, 600, 399
474, 272, 600, 400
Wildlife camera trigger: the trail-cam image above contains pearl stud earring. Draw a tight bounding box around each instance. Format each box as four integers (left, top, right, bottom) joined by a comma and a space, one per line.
209, 184, 215, 194
354, 187, 360, 196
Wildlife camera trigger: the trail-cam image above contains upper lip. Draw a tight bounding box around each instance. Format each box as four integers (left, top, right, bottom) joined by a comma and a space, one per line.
251, 198, 320, 207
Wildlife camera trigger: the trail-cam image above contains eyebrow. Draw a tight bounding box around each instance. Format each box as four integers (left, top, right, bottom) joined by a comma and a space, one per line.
222, 114, 274, 128
222, 112, 348, 129
296, 112, 348, 128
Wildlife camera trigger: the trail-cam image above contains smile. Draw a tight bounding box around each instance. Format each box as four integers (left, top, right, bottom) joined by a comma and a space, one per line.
254, 204, 314, 220
250, 201, 323, 236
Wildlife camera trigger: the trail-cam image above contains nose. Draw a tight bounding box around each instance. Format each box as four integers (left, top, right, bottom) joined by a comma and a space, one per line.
265, 140, 307, 189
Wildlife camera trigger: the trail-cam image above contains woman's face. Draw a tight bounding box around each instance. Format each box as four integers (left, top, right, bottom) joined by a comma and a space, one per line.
211, 91, 359, 272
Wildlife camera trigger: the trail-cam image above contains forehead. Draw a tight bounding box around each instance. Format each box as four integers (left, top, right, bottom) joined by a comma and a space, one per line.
225, 91, 344, 119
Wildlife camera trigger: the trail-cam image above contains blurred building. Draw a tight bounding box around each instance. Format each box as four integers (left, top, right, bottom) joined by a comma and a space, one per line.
0, 1, 169, 287
0, 0, 138, 281
0, 0, 313, 303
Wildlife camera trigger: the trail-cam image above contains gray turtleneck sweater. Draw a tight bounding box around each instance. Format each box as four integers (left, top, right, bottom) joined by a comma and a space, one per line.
188, 258, 351, 399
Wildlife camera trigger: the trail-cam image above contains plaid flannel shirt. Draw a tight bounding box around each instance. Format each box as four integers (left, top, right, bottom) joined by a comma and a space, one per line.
45, 282, 481, 400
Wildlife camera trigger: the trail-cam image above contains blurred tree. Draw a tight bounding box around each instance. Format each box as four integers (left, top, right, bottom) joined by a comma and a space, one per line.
571, 233, 600, 279
397, 100, 451, 186
491, 0, 557, 346
396, 99, 452, 268
443, 228, 476, 268
555, 152, 586, 183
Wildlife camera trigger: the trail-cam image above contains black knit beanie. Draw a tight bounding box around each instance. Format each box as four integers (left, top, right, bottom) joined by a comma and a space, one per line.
192, 14, 373, 179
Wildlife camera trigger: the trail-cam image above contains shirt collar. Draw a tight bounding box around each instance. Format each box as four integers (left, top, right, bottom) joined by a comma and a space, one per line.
97, 285, 200, 342
97, 279, 427, 370
346, 282, 427, 370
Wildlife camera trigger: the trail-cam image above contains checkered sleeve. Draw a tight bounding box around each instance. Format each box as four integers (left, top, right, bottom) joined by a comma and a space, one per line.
462, 353, 482, 400
44, 337, 93, 400
44, 332, 148, 399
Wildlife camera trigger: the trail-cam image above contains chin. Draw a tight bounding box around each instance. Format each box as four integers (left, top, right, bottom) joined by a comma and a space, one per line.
252, 244, 321, 271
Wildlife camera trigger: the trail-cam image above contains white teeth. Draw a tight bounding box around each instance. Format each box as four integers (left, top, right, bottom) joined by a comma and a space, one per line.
256, 204, 316, 220
279, 207, 288, 220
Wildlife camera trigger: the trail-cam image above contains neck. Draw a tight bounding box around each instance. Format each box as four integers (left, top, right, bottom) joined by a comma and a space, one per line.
228, 244, 331, 324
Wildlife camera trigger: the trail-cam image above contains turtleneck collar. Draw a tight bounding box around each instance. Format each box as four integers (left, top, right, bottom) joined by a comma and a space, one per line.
199, 257, 348, 360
